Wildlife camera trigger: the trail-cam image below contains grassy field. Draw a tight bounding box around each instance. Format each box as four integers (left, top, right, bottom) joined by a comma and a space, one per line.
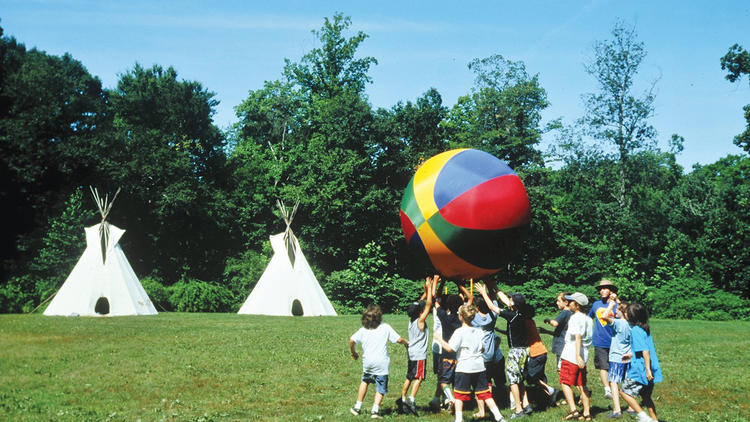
1, 313, 748, 422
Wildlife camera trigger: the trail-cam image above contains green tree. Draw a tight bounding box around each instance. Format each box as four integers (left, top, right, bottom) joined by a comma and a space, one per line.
720, 44, 750, 152
0, 26, 110, 284
581, 21, 657, 211
445, 54, 548, 169
107, 64, 231, 282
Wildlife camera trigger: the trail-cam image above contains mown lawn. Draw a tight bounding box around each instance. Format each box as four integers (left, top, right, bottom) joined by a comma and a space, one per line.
1, 313, 747, 421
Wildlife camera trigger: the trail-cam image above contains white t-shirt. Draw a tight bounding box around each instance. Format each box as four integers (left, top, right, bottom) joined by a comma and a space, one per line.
350, 323, 401, 376
432, 307, 443, 353
560, 312, 593, 364
448, 325, 486, 374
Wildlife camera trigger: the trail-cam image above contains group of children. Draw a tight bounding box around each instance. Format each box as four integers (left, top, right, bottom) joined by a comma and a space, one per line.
348, 277, 661, 422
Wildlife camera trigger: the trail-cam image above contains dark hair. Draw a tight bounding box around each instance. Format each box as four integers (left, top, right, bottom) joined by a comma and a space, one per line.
407, 300, 425, 321
445, 294, 463, 313
626, 302, 650, 335
362, 304, 383, 329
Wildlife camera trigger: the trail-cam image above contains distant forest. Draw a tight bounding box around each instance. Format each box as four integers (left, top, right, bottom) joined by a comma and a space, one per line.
2, 14, 748, 318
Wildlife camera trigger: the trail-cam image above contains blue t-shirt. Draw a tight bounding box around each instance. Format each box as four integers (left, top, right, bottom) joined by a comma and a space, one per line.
626, 325, 662, 385
608, 318, 632, 362
471, 304, 503, 363
588, 300, 616, 348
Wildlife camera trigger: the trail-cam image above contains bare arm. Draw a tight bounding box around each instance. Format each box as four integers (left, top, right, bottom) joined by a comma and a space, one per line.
457, 281, 473, 306
575, 334, 584, 368
496, 290, 512, 308
349, 339, 358, 360
418, 276, 435, 330
475, 283, 501, 314
397, 337, 409, 348
433, 332, 454, 353
643, 349, 653, 381
602, 292, 618, 323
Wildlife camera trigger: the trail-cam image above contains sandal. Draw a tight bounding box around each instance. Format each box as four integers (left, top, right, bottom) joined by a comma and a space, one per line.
579, 414, 592, 421
564, 410, 581, 420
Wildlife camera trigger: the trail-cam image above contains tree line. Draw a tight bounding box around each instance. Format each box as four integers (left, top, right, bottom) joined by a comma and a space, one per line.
1, 15, 748, 318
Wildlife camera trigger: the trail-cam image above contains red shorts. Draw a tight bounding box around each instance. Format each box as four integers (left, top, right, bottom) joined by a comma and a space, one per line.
407, 359, 426, 381
559, 359, 587, 386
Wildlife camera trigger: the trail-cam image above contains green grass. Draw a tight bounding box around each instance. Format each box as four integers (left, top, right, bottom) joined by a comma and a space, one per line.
1, 313, 747, 421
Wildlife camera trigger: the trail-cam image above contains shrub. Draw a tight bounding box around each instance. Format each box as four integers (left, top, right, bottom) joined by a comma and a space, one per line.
222, 249, 269, 308
140, 275, 171, 311
168, 278, 234, 312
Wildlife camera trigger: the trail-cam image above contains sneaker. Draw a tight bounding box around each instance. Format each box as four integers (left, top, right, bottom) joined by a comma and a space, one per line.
349, 407, 361, 416
428, 397, 441, 413
395, 398, 405, 414
522, 404, 533, 414
604, 390, 613, 399
406, 399, 419, 416
494, 415, 507, 422
370, 410, 382, 419
606, 411, 622, 418
510, 411, 526, 419
625, 408, 637, 415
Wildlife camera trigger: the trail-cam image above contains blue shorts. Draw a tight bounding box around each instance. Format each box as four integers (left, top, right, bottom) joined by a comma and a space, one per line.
608, 361, 629, 383
362, 373, 389, 395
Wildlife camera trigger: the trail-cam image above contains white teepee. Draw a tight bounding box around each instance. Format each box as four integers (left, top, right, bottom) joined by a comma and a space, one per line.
44, 188, 157, 317
238, 201, 337, 316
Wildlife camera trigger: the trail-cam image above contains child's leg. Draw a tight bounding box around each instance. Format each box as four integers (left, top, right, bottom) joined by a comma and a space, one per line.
641, 388, 658, 421
373, 391, 384, 407
509, 383, 523, 413
454, 398, 464, 421
408, 378, 422, 399
619, 390, 644, 414
610, 380, 622, 412
356, 381, 368, 403
475, 398, 486, 417
484, 397, 504, 421
577, 385, 591, 416
561, 384, 577, 413
400, 378, 410, 400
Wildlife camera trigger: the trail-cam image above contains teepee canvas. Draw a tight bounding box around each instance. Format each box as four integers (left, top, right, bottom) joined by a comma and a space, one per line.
238, 201, 337, 316
44, 188, 157, 317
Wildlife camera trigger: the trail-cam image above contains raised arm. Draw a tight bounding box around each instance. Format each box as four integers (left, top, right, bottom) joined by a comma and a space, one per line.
456, 281, 473, 306
417, 276, 436, 330
496, 290, 512, 308
602, 292, 619, 323
475, 283, 501, 314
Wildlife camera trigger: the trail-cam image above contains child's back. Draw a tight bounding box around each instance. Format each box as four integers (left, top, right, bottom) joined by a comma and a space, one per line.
352, 323, 401, 375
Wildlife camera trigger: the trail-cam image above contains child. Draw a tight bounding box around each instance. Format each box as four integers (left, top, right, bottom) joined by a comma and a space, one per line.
619, 302, 662, 422
349, 304, 409, 418
434, 303, 506, 422
495, 290, 531, 419
397, 275, 436, 416
433, 280, 472, 412
559, 292, 593, 421
601, 292, 632, 418
589, 279, 619, 399
540, 292, 573, 369
428, 276, 446, 412
523, 313, 557, 412
473, 282, 507, 418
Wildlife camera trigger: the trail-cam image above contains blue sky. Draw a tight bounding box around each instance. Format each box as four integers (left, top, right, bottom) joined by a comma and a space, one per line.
1, 0, 748, 170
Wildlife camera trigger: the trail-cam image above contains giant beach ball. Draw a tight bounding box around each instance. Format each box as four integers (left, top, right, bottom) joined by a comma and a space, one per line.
400, 148, 531, 279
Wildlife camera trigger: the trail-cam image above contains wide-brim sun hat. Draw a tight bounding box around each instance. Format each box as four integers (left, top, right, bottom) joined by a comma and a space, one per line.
595, 278, 618, 293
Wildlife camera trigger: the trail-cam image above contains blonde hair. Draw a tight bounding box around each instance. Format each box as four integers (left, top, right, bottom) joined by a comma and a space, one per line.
458, 304, 477, 324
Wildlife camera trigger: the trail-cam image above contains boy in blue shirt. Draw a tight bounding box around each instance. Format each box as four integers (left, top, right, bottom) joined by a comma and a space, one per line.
620, 303, 661, 422
588, 279, 618, 398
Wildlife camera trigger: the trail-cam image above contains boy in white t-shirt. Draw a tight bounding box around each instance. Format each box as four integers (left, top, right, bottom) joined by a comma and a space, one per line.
434, 304, 506, 422
559, 292, 594, 421
349, 304, 408, 418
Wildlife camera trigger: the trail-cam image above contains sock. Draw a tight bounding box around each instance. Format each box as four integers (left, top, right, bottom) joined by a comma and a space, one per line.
401, 395, 406, 401
443, 385, 454, 402
408, 395, 415, 404
489, 404, 502, 421
547, 386, 555, 395
605, 386, 612, 394
354, 401, 362, 410
372, 404, 379, 413
455, 409, 463, 422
